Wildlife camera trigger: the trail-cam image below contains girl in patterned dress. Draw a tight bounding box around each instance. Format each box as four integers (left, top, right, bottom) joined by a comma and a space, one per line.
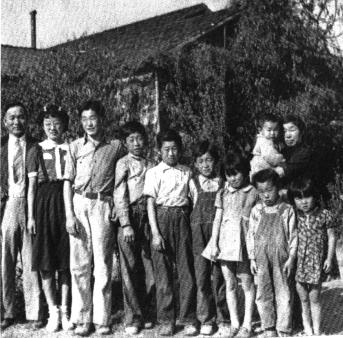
289, 177, 337, 336
202, 152, 258, 338
27, 105, 72, 332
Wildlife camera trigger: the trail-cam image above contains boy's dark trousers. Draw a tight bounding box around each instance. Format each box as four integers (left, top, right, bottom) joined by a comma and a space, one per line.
152, 206, 197, 325
117, 199, 155, 326
193, 254, 229, 326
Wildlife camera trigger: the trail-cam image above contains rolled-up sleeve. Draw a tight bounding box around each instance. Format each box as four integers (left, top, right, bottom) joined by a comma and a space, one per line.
143, 168, 158, 199
63, 143, 76, 182
114, 158, 130, 226
27, 145, 40, 178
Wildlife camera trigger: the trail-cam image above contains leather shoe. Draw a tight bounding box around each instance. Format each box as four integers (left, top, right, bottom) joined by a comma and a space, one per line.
159, 323, 175, 336
1, 318, 14, 330
32, 320, 45, 330
74, 323, 91, 336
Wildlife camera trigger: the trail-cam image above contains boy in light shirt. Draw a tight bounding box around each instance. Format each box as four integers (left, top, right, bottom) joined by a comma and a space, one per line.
144, 129, 197, 336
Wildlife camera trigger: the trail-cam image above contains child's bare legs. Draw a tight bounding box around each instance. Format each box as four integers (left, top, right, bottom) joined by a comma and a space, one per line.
59, 270, 73, 330
40, 271, 57, 307
240, 269, 255, 331
296, 282, 313, 335
59, 270, 71, 309
309, 285, 321, 335
221, 261, 240, 329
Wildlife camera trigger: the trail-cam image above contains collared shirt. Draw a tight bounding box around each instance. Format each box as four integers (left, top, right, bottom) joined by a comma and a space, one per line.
27, 139, 69, 182
64, 135, 124, 195
215, 183, 258, 261
247, 200, 297, 260
114, 153, 153, 226
189, 175, 221, 206
8, 134, 26, 197
144, 161, 192, 207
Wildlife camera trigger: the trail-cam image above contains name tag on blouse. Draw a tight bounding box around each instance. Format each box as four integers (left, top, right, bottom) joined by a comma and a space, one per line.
43, 152, 53, 160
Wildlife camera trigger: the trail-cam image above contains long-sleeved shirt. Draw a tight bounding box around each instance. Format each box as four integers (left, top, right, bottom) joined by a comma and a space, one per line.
114, 153, 153, 226
247, 201, 297, 260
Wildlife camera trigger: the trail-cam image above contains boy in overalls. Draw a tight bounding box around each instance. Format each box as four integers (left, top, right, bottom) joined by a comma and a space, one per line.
247, 169, 297, 337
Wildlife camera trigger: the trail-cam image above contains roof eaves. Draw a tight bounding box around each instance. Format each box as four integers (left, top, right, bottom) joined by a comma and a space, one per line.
171, 10, 241, 53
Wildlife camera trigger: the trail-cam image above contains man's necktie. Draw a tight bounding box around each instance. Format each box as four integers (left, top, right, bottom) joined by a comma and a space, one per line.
13, 139, 23, 183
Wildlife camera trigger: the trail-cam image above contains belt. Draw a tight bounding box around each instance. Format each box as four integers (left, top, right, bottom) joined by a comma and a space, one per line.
74, 189, 112, 201
157, 205, 189, 210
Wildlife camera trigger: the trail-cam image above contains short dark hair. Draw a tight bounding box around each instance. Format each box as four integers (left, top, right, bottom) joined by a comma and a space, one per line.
38, 104, 69, 131
3, 101, 28, 117
288, 176, 318, 202
78, 100, 105, 119
119, 121, 147, 141
283, 114, 306, 134
222, 152, 249, 178
252, 168, 280, 188
157, 129, 182, 150
193, 140, 220, 163
258, 113, 281, 129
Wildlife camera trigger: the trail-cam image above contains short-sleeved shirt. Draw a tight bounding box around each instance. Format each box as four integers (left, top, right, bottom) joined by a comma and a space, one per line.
144, 161, 192, 207
215, 183, 258, 261
114, 153, 153, 226
27, 139, 69, 182
64, 135, 124, 195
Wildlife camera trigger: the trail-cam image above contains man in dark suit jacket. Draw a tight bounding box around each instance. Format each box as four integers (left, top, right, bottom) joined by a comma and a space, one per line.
1, 102, 44, 330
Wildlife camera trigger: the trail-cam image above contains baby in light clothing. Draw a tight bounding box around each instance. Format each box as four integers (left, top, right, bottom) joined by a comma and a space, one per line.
250, 113, 285, 178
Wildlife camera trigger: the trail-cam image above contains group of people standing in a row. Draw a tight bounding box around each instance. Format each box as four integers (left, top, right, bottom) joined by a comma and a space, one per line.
0, 100, 337, 337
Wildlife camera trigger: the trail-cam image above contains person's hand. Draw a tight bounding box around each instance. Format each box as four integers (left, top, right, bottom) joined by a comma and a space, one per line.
323, 258, 333, 273
152, 233, 165, 252
283, 257, 295, 278
123, 226, 135, 243
250, 259, 258, 275
210, 244, 220, 261
66, 215, 79, 236
274, 166, 285, 177
27, 217, 36, 235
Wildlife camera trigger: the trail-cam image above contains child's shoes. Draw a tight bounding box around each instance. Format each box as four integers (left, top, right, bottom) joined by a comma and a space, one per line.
60, 306, 74, 331
144, 321, 154, 329
96, 325, 111, 335
184, 324, 198, 336
125, 325, 140, 335
200, 324, 214, 335
263, 329, 277, 338
215, 324, 231, 336
46, 305, 60, 332
159, 323, 175, 336
230, 326, 240, 337
236, 327, 252, 338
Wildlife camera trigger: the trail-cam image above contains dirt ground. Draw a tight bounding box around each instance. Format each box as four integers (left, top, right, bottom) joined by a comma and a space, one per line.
2, 279, 343, 338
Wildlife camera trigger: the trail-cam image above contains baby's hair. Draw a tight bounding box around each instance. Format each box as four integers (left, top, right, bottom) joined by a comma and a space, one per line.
288, 176, 319, 202
283, 114, 306, 134
251, 168, 280, 189
38, 104, 69, 131
222, 152, 249, 178
193, 140, 220, 163
119, 121, 147, 142
157, 129, 182, 150
78, 100, 105, 119
3, 101, 28, 117
258, 113, 281, 129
